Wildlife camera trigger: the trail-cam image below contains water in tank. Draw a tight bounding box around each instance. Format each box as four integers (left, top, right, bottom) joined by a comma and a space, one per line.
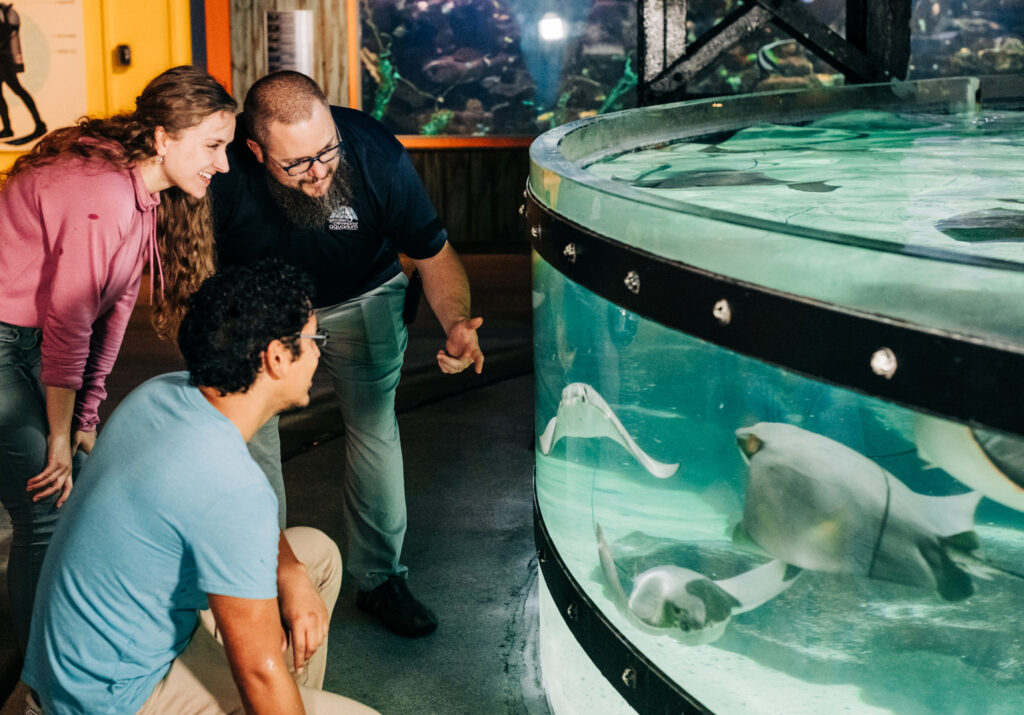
531, 77, 1024, 714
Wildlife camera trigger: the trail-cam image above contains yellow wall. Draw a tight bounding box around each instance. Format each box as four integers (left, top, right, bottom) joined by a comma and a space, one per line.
0, 0, 192, 170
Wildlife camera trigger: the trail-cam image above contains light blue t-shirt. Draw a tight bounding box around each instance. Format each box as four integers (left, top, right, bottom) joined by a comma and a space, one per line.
23, 372, 280, 714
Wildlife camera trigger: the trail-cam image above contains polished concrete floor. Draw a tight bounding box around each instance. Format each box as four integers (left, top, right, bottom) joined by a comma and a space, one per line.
1, 254, 547, 714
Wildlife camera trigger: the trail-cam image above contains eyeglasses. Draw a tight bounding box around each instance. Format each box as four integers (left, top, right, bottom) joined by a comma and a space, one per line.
298, 329, 329, 346
264, 133, 342, 176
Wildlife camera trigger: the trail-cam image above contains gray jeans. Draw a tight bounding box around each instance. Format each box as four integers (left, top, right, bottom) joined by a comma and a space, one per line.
0, 321, 85, 653
249, 273, 410, 591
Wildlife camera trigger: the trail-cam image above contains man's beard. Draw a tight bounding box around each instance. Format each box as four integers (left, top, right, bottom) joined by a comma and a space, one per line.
264, 155, 354, 230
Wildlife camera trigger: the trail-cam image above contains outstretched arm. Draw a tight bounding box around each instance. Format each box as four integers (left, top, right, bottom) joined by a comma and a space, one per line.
412, 241, 484, 374
208, 592, 305, 715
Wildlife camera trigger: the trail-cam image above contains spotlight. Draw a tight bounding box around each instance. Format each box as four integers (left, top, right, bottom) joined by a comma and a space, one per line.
538, 12, 566, 41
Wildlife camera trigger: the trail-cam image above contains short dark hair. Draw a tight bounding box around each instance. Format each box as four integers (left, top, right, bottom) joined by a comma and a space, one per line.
178, 259, 315, 395
243, 71, 329, 145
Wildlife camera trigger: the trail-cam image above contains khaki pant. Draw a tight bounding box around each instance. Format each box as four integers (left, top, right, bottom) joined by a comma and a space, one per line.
135, 527, 377, 715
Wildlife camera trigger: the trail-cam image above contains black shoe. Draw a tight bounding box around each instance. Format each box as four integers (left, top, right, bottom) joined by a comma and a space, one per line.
0, 128, 11, 138
356, 575, 438, 637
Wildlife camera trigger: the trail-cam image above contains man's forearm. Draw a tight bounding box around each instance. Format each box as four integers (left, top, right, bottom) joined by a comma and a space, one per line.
415, 241, 472, 335
229, 663, 305, 715
209, 593, 305, 714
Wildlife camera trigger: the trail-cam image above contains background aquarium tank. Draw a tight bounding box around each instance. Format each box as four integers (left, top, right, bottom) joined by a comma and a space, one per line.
356, 0, 1022, 136
527, 76, 1024, 714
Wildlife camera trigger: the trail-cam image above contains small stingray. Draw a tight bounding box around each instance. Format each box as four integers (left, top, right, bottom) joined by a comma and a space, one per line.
915, 414, 1024, 513
934, 208, 1024, 242
597, 524, 799, 645
734, 422, 985, 601
614, 164, 838, 193
539, 383, 678, 478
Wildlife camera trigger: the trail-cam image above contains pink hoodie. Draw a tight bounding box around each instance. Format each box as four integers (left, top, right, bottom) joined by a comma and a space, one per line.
0, 152, 160, 432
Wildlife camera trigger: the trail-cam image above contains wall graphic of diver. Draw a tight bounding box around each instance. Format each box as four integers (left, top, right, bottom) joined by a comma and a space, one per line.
0, 3, 45, 145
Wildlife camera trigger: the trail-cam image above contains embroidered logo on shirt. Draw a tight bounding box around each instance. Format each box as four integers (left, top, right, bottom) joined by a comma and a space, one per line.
328, 206, 359, 231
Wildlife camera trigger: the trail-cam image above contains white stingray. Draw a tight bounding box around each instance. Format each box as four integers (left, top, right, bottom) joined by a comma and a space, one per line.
596, 524, 799, 646
539, 383, 679, 478
914, 413, 1024, 513
735, 422, 985, 601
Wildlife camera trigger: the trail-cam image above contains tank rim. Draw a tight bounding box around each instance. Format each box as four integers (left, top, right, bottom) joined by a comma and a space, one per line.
527, 189, 1024, 437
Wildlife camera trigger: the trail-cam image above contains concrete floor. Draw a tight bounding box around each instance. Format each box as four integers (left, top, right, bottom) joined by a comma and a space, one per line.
1, 254, 548, 714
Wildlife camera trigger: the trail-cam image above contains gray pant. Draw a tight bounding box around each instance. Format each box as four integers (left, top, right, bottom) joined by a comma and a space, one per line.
249, 274, 410, 591
0, 321, 85, 653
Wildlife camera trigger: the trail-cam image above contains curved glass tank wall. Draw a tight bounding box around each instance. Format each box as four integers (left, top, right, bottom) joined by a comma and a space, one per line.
528, 76, 1024, 715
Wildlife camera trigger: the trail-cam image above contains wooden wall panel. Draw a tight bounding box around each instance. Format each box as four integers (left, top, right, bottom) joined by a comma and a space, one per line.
409, 148, 530, 254
229, 0, 348, 106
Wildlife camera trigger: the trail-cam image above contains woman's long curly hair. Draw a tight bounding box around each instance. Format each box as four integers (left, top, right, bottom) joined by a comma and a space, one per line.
1, 65, 237, 338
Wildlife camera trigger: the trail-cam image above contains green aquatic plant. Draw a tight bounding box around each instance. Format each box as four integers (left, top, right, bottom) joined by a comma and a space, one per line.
420, 109, 454, 135
599, 57, 638, 115
361, 0, 398, 121
371, 44, 399, 121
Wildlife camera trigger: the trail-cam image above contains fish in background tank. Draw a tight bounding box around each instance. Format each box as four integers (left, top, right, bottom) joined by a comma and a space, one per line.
534, 258, 1024, 713
358, 0, 637, 136
358, 0, 1023, 135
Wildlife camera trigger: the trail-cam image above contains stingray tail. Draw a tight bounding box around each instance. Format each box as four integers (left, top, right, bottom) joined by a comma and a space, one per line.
595, 524, 631, 608
948, 547, 1024, 584
715, 560, 801, 615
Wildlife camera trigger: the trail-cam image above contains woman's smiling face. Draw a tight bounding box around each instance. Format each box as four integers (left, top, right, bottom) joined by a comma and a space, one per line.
159, 109, 236, 198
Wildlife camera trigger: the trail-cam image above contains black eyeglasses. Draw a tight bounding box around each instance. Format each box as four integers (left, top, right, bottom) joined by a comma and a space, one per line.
298, 329, 329, 346
264, 133, 342, 176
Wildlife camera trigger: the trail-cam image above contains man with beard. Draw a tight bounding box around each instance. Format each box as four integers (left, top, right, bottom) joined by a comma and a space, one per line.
209, 71, 483, 638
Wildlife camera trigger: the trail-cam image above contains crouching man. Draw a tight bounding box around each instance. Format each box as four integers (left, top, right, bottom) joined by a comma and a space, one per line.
22, 260, 377, 714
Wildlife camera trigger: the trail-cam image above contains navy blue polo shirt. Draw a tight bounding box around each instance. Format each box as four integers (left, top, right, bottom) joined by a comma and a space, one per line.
210, 106, 447, 308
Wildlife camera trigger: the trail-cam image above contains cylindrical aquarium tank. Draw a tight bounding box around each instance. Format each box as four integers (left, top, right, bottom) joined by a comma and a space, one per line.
528, 76, 1024, 714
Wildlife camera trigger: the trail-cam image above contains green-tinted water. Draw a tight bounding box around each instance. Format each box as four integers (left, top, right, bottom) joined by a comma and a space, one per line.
534, 242, 1024, 713
586, 110, 1024, 263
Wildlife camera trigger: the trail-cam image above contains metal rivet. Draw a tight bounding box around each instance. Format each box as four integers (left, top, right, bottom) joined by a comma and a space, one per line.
621, 667, 638, 689
624, 270, 640, 294
563, 242, 577, 263
566, 602, 578, 621
870, 348, 898, 379
530, 225, 541, 239
713, 298, 731, 325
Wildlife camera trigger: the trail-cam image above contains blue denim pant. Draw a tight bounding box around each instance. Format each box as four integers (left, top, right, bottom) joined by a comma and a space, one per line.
0, 321, 85, 653
249, 274, 410, 591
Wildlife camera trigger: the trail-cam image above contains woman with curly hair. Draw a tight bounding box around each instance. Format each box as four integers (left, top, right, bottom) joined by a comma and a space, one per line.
0, 64, 236, 653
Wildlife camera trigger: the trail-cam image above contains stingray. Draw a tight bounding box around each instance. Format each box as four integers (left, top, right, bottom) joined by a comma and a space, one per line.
596, 524, 800, 645
934, 208, 1024, 242
613, 164, 838, 193
538, 383, 678, 478
914, 414, 1024, 512
734, 422, 986, 601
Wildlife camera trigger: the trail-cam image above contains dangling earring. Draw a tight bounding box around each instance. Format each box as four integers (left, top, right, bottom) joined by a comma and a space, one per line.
156, 155, 164, 165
